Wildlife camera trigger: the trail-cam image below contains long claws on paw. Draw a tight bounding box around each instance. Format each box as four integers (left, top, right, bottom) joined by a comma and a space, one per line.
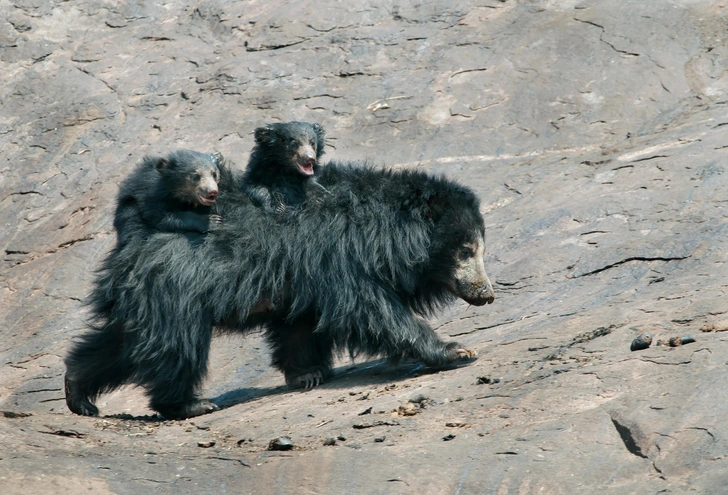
292, 370, 324, 390
456, 348, 477, 359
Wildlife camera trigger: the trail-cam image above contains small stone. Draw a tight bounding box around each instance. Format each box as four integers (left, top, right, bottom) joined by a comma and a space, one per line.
337, 435, 347, 442
398, 403, 418, 416
197, 440, 215, 448
267, 436, 294, 451
476, 376, 500, 385
374, 436, 386, 442
700, 322, 728, 333
445, 421, 469, 428
323, 437, 336, 446
409, 394, 428, 404
443, 434, 456, 441
669, 336, 695, 347
630, 333, 652, 351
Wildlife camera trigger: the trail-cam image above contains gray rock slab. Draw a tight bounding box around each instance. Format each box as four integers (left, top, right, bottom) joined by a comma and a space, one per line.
2, 0, 728, 493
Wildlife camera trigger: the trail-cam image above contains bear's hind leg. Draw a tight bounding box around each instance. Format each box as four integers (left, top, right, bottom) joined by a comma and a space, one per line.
64, 321, 131, 416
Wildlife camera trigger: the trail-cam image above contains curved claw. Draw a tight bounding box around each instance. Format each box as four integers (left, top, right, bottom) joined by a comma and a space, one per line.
289, 370, 324, 390
456, 348, 477, 360
65, 375, 99, 416
444, 342, 478, 363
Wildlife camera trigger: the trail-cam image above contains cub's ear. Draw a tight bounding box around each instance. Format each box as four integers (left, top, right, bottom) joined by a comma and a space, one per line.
210, 151, 224, 166
254, 126, 276, 145
312, 123, 326, 157
154, 157, 171, 172
312, 123, 325, 139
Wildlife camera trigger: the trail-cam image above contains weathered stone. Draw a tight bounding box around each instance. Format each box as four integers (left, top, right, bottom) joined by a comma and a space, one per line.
267, 436, 294, 451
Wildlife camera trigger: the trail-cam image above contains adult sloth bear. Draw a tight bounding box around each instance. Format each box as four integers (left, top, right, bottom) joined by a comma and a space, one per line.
65, 161, 495, 419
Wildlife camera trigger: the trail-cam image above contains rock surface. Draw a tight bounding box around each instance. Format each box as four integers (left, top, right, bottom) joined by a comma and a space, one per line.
2, 0, 728, 493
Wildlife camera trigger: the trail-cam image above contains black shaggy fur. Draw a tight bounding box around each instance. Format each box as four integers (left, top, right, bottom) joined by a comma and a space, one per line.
115, 149, 224, 243
241, 121, 327, 213
65, 160, 487, 418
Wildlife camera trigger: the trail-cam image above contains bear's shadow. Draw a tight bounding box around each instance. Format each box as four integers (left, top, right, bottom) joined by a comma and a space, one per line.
212, 357, 476, 410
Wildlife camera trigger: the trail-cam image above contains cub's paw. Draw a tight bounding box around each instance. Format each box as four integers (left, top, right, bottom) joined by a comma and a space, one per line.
207, 214, 223, 231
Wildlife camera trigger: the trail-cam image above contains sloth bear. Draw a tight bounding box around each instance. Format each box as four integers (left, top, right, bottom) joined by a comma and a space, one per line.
64, 160, 495, 419
241, 121, 328, 214
114, 149, 224, 244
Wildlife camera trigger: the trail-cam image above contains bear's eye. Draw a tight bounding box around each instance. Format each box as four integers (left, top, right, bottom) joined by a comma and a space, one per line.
212, 170, 218, 180
458, 246, 474, 259
191, 173, 201, 182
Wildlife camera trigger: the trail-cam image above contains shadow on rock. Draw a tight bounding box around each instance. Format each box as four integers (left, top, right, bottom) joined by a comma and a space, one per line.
212, 385, 287, 409
321, 357, 477, 390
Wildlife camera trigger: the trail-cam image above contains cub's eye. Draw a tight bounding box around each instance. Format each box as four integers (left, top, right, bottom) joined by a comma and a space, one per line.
212, 170, 218, 180
458, 246, 474, 259
191, 173, 201, 182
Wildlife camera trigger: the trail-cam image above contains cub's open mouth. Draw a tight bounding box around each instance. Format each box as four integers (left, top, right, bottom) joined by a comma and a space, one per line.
297, 162, 315, 176
198, 194, 217, 206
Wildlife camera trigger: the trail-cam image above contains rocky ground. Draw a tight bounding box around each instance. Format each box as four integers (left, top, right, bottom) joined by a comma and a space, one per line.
2, 0, 728, 493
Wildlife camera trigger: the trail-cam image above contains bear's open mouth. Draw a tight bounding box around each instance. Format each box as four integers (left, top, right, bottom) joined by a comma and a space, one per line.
297, 162, 315, 176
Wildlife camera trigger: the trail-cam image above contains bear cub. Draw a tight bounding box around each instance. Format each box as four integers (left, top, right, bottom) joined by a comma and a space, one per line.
114, 149, 224, 243
241, 121, 327, 213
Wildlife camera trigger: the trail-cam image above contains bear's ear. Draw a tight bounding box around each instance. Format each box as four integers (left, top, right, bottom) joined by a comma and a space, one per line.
423, 190, 444, 219
155, 157, 171, 172
254, 126, 276, 146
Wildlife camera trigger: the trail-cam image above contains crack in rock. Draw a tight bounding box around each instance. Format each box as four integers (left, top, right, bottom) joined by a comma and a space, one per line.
574, 17, 640, 57
574, 256, 689, 278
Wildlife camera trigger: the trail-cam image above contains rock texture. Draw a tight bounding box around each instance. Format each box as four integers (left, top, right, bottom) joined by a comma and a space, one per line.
2, 1, 728, 493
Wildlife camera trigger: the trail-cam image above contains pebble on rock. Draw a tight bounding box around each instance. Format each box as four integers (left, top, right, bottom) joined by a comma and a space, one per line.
476, 376, 500, 385
630, 333, 652, 351
669, 336, 695, 347
657, 336, 697, 347
267, 436, 294, 451
398, 403, 418, 416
